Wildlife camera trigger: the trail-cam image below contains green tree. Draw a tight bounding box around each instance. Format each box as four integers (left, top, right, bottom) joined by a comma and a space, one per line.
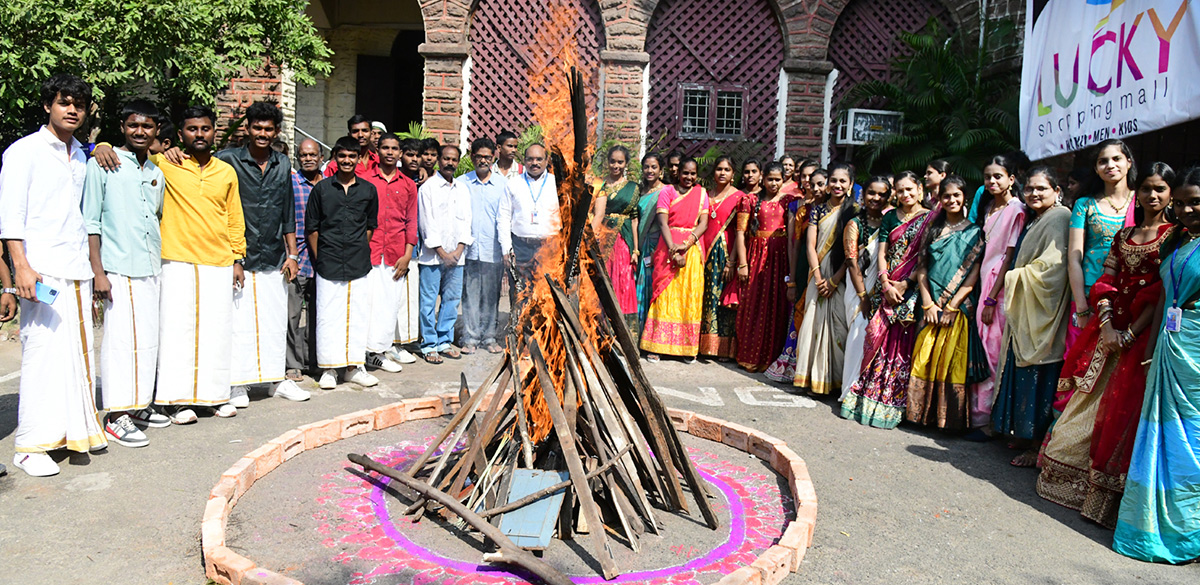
843, 18, 1020, 183
0, 0, 331, 148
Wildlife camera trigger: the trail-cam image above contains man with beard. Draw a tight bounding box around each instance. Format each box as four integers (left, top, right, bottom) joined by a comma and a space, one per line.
416, 145, 472, 364
82, 99, 168, 447
215, 102, 309, 407
0, 74, 106, 476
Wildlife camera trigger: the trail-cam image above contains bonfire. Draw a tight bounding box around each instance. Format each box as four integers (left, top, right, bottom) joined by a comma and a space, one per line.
348, 66, 717, 585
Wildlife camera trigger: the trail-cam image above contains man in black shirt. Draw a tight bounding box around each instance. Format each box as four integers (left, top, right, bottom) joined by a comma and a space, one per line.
215, 102, 309, 406
306, 136, 380, 389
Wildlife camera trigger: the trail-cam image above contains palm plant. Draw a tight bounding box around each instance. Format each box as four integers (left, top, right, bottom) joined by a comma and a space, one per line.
843, 18, 1020, 183
396, 121, 433, 141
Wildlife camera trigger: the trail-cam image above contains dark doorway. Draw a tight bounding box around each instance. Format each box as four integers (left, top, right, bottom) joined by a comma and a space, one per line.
354, 30, 425, 133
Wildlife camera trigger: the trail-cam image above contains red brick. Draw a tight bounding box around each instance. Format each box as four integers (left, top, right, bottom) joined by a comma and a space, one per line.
220, 457, 257, 503
790, 461, 818, 504
794, 502, 817, 541
713, 566, 762, 585
688, 413, 725, 442
269, 429, 305, 462
770, 444, 802, 477
246, 442, 282, 480
201, 515, 225, 555
205, 546, 256, 585
777, 520, 810, 571
404, 396, 444, 420
747, 431, 786, 463
751, 545, 793, 585
721, 421, 753, 452
337, 409, 375, 439
210, 476, 237, 501
301, 418, 339, 449
242, 568, 304, 585
665, 408, 692, 432
373, 402, 408, 430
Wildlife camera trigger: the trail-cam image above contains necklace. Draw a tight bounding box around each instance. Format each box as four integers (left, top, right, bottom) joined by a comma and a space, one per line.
945, 218, 969, 231
1105, 194, 1130, 215
899, 207, 925, 223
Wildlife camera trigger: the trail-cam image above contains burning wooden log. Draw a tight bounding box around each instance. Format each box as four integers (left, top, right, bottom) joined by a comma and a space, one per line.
348, 67, 717, 584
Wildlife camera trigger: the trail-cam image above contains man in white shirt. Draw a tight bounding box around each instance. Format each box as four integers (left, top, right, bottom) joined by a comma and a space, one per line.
0, 74, 108, 476
416, 145, 472, 364
498, 143, 558, 291
491, 130, 523, 181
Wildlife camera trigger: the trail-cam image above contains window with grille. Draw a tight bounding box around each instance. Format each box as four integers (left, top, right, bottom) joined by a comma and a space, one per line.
678, 85, 745, 140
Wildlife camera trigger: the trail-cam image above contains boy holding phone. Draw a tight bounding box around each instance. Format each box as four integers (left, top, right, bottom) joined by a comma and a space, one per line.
0, 74, 108, 476
82, 99, 169, 447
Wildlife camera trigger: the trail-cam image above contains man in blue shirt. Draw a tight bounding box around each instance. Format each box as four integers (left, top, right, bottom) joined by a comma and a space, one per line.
83, 99, 168, 448
457, 138, 507, 354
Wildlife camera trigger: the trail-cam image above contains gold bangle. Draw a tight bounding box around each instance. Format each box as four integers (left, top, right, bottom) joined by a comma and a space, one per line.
738, 264, 749, 269
786, 282, 797, 288
922, 303, 937, 310
809, 267, 819, 275
857, 291, 867, 298
945, 306, 960, 313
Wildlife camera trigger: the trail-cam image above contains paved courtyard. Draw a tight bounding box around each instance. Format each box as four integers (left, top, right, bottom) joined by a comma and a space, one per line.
0, 335, 1194, 584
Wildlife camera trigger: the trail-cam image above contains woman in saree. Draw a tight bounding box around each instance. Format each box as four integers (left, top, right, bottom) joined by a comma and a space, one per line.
591, 145, 641, 333
734, 163, 794, 372
923, 159, 950, 205
765, 169, 827, 381
972, 155, 1027, 436
841, 171, 932, 428
1066, 139, 1138, 355
635, 154, 669, 338
991, 167, 1072, 467
641, 158, 709, 361
1113, 167, 1200, 564
792, 163, 856, 395
779, 155, 797, 196
907, 176, 989, 431
840, 176, 888, 399
698, 156, 744, 359
1037, 163, 1174, 527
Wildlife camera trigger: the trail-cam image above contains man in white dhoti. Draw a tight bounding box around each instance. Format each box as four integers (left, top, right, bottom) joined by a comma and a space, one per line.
96, 106, 246, 424
215, 102, 309, 407
306, 136, 380, 390
0, 74, 108, 476
363, 133, 419, 373
83, 99, 168, 447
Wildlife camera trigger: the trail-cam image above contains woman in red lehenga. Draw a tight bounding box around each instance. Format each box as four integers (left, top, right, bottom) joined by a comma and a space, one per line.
734, 162, 794, 372
1036, 163, 1175, 528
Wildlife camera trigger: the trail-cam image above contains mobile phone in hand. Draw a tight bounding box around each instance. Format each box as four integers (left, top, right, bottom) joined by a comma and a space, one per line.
34, 281, 59, 305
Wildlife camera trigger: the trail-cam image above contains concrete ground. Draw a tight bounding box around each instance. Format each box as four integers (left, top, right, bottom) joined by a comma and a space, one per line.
0, 333, 1195, 584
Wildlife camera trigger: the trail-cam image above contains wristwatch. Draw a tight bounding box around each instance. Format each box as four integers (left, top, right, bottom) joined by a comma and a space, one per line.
287, 254, 300, 262
1, 288, 15, 295
234, 258, 245, 266
783, 275, 792, 283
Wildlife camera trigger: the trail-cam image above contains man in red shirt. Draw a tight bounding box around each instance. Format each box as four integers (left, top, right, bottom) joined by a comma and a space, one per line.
363, 133, 419, 371
323, 114, 378, 178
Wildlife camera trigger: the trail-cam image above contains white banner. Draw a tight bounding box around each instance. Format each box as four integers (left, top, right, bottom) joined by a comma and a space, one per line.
1020, 0, 1198, 160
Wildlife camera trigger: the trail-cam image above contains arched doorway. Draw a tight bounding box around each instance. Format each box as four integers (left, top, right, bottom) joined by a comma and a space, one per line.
644, 0, 785, 159
467, 0, 605, 142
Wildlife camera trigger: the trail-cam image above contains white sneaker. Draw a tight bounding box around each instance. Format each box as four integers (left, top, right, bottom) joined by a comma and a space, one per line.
105, 414, 149, 448
386, 347, 418, 364
319, 369, 338, 389
366, 352, 402, 373
13, 453, 59, 477
214, 403, 237, 418
170, 407, 198, 425
130, 406, 171, 428
347, 368, 379, 388
273, 379, 310, 402
229, 385, 250, 408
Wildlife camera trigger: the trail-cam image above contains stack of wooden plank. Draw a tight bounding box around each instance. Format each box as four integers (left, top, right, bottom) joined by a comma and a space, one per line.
349, 68, 718, 585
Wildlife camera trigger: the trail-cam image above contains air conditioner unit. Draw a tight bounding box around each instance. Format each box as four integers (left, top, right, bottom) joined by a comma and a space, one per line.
836, 108, 903, 146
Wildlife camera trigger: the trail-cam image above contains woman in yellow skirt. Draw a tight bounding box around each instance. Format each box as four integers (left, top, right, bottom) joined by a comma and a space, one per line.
641, 158, 710, 361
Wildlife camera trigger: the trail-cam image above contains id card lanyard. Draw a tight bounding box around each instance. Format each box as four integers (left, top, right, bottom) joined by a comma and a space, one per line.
1166, 240, 1200, 332
526, 174, 547, 224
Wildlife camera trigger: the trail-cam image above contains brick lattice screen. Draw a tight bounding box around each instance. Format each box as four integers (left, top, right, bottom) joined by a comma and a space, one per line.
467, 0, 605, 141
828, 0, 953, 107
644, 0, 784, 159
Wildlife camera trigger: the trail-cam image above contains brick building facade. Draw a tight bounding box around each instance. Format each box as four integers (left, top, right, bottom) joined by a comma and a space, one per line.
221, 0, 1024, 163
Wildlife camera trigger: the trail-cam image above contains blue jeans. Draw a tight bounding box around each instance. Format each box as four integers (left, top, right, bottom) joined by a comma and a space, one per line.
418, 263, 463, 354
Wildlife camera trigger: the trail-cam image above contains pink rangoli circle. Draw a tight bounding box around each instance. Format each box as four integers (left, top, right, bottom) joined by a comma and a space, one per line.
315, 437, 791, 585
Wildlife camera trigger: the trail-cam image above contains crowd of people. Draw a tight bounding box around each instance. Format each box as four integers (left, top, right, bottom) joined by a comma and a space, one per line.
600, 141, 1199, 565
0, 73, 1197, 565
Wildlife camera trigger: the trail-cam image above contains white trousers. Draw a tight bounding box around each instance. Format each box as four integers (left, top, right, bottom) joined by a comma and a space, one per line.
230, 270, 287, 385
155, 261, 233, 406
316, 273, 369, 369
15, 277, 107, 453
394, 264, 419, 345
99, 273, 160, 411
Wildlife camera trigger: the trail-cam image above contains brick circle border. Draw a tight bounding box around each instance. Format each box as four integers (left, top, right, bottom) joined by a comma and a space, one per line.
200, 391, 818, 585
